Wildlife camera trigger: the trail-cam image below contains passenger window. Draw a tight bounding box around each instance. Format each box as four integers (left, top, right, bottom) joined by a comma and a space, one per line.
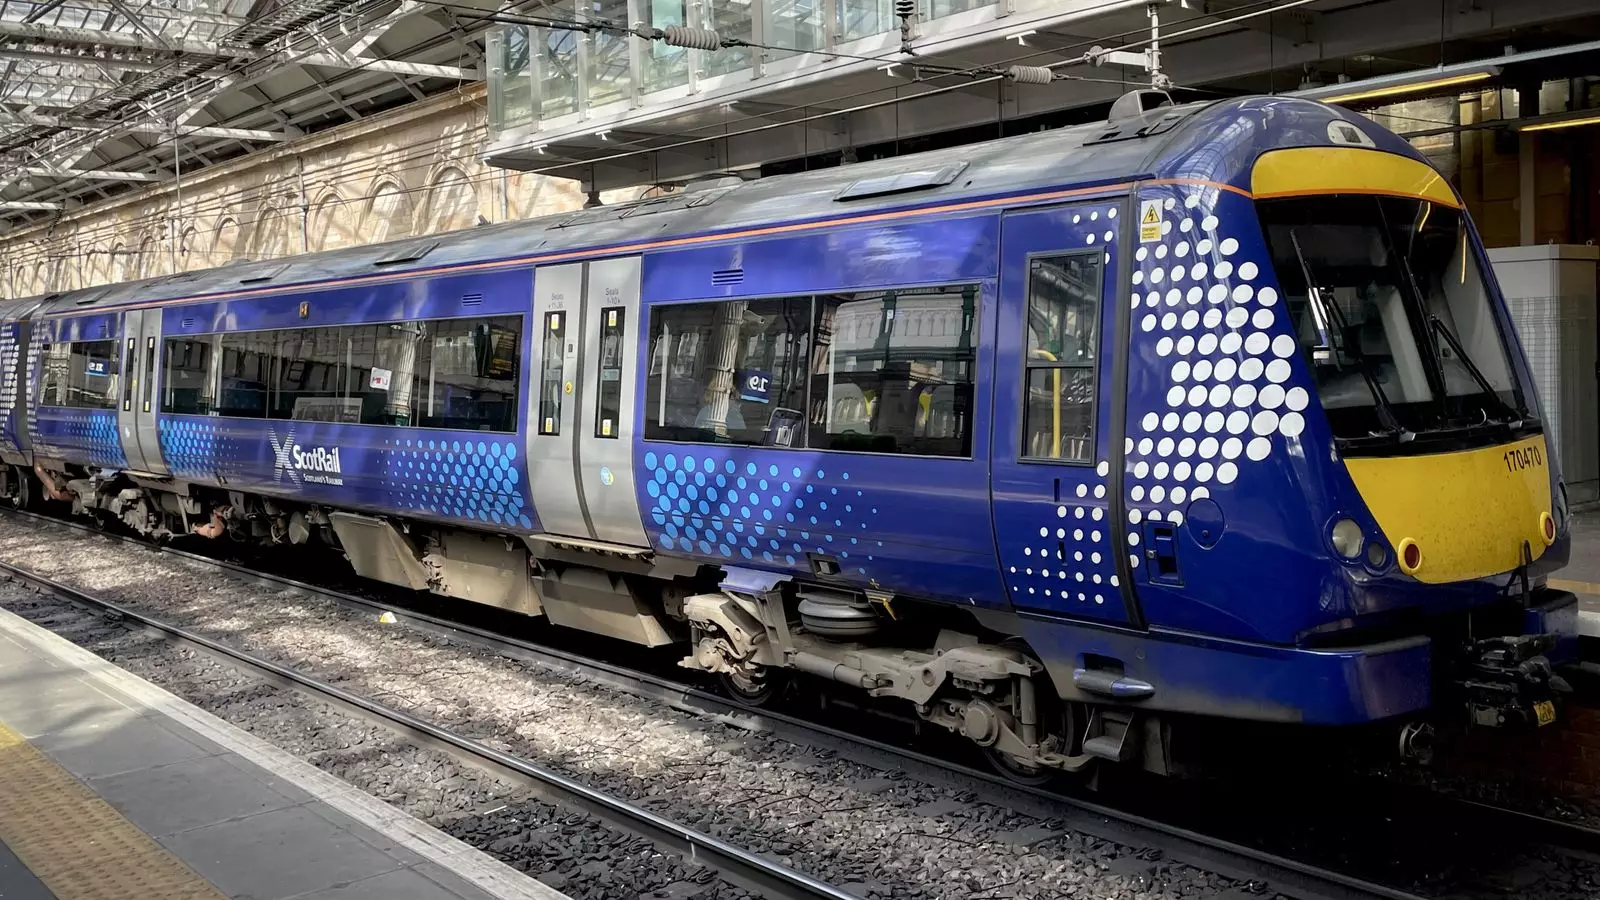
809, 285, 978, 457
121, 336, 136, 411
594, 306, 625, 439
161, 338, 216, 415
40, 339, 121, 409
537, 311, 564, 435
1022, 253, 1101, 462
217, 332, 273, 418
209, 316, 520, 432
272, 327, 354, 422
417, 316, 520, 433
341, 323, 412, 426
643, 298, 811, 447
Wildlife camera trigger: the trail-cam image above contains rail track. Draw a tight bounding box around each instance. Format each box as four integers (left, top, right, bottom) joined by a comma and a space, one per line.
2, 505, 1590, 900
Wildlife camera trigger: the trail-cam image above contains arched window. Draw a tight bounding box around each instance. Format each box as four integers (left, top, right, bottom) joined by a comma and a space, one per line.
109, 243, 131, 283
137, 234, 161, 279
179, 226, 200, 271
365, 180, 414, 243
252, 203, 294, 260
309, 191, 358, 251
213, 217, 243, 264
423, 167, 479, 234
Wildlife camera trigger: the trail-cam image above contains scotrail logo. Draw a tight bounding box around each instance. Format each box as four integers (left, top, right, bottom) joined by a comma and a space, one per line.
268, 430, 344, 486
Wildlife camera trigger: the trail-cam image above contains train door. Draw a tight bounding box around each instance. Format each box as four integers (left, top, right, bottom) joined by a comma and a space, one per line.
526, 256, 649, 547
115, 308, 169, 475
989, 201, 1135, 627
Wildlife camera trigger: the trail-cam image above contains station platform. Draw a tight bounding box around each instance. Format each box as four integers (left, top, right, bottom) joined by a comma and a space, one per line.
0, 603, 566, 900
1556, 507, 1600, 639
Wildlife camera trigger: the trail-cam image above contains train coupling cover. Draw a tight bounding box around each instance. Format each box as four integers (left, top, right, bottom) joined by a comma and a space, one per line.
1455, 633, 1571, 730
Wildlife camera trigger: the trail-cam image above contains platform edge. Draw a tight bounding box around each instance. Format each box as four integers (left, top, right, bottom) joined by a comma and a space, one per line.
0, 602, 569, 900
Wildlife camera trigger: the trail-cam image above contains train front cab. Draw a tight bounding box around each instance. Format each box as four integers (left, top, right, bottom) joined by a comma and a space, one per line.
1249, 145, 1577, 733
1015, 132, 1576, 766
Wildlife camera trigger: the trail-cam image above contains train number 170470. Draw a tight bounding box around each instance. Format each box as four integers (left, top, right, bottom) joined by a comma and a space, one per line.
1504, 444, 1545, 473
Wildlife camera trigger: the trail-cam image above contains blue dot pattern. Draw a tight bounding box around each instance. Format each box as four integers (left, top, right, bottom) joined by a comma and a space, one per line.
47, 409, 127, 470
381, 437, 533, 530
641, 450, 882, 575
159, 417, 221, 479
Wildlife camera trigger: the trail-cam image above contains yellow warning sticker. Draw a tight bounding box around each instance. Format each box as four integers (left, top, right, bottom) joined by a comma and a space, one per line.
1139, 200, 1162, 242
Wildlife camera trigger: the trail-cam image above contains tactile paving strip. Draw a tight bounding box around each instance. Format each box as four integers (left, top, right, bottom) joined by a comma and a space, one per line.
0, 722, 227, 900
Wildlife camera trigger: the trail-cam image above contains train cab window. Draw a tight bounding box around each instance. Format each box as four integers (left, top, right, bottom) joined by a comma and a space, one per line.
808, 285, 978, 457
644, 298, 811, 447
161, 337, 216, 415
1022, 253, 1101, 462
40, 339, 120, 409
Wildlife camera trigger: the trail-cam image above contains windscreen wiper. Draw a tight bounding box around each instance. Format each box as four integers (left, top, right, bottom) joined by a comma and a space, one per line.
1426, 315, 1533, 428
1288, 229, 1411, 441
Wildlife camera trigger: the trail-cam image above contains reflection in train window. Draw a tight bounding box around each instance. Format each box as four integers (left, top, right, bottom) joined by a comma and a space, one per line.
162, 337, 217, 415
40, 339, 121, 410
1021, 253, 1101, 462
643, 298, 811, 447
200, 315, 522, 432
810, 285, 978, 457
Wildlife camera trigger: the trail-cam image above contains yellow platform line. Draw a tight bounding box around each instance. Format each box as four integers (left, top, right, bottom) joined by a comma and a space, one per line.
1549, 578, 1600, 598
0, 721, 226, 900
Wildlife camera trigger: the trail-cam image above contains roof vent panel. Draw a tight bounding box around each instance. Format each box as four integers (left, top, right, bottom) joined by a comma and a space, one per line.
835, 162, 968, 202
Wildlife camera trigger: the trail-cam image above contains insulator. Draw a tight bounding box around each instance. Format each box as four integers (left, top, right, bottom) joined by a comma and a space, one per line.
1007, 65, 1053, 85
894, 0, 916, 17
660, 25, 720, 51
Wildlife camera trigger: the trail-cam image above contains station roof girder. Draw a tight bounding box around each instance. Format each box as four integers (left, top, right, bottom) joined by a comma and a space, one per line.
482, 0, 1600, 191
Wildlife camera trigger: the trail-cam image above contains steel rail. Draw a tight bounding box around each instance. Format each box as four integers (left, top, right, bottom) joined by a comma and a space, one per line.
0, 553, 859, 900
0, 507, 1547, 900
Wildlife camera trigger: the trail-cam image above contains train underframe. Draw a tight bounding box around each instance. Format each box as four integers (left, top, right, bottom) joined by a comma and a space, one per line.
1, 459, 1577, 784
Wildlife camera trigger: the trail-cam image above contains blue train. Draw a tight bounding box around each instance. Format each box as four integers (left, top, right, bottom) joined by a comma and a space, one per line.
0, 91, 1578, 780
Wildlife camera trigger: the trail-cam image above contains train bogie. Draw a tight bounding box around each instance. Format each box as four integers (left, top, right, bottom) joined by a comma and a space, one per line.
0, 90, 1581, 782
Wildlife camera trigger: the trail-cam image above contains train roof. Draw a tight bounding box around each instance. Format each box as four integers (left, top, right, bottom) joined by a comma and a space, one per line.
3, 93, 1418, 320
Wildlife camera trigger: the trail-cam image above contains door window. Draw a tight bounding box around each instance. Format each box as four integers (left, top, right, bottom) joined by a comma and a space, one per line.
1021, 253, 1102, 462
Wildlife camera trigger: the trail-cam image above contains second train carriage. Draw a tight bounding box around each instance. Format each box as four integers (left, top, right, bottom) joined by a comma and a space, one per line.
0, 91, 1579, 780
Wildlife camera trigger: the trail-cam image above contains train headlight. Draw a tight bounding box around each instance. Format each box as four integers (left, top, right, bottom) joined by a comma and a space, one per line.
1330, 518, 1364, 560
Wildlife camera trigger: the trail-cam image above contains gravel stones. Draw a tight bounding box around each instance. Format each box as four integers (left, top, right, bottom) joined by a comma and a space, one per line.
0, 519, 1310, 899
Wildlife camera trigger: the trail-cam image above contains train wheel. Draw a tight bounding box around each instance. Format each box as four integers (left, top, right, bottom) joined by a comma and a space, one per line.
9, 467, 32, 510
719, 667, 785, 708
983, 702, 1082, 787
983, 643, 1085, 787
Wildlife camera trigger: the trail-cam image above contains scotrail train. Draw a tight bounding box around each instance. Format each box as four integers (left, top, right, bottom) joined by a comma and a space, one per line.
0, 91, 1577, 782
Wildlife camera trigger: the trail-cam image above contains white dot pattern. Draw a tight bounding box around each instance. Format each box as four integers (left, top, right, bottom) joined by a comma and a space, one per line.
1123, 188, 1313, 572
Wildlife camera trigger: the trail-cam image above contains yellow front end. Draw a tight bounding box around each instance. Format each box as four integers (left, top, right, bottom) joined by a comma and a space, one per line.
1344, 435, 1556, 584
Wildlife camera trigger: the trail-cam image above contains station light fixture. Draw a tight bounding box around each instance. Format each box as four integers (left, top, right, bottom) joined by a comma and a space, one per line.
1299, 67, 1499, 106
1518, 113, 1600, 133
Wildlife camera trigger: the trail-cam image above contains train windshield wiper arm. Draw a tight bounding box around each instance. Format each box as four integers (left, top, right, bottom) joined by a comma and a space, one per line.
1426, 315, 1531, 427
1288, 229, 1410, 441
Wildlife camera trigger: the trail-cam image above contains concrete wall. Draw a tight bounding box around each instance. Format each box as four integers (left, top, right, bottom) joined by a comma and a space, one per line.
0, 84, 637, 299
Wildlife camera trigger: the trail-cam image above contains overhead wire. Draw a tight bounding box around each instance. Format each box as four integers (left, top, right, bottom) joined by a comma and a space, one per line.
503, 0, 1329, 179
7, 0, 1368, 281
